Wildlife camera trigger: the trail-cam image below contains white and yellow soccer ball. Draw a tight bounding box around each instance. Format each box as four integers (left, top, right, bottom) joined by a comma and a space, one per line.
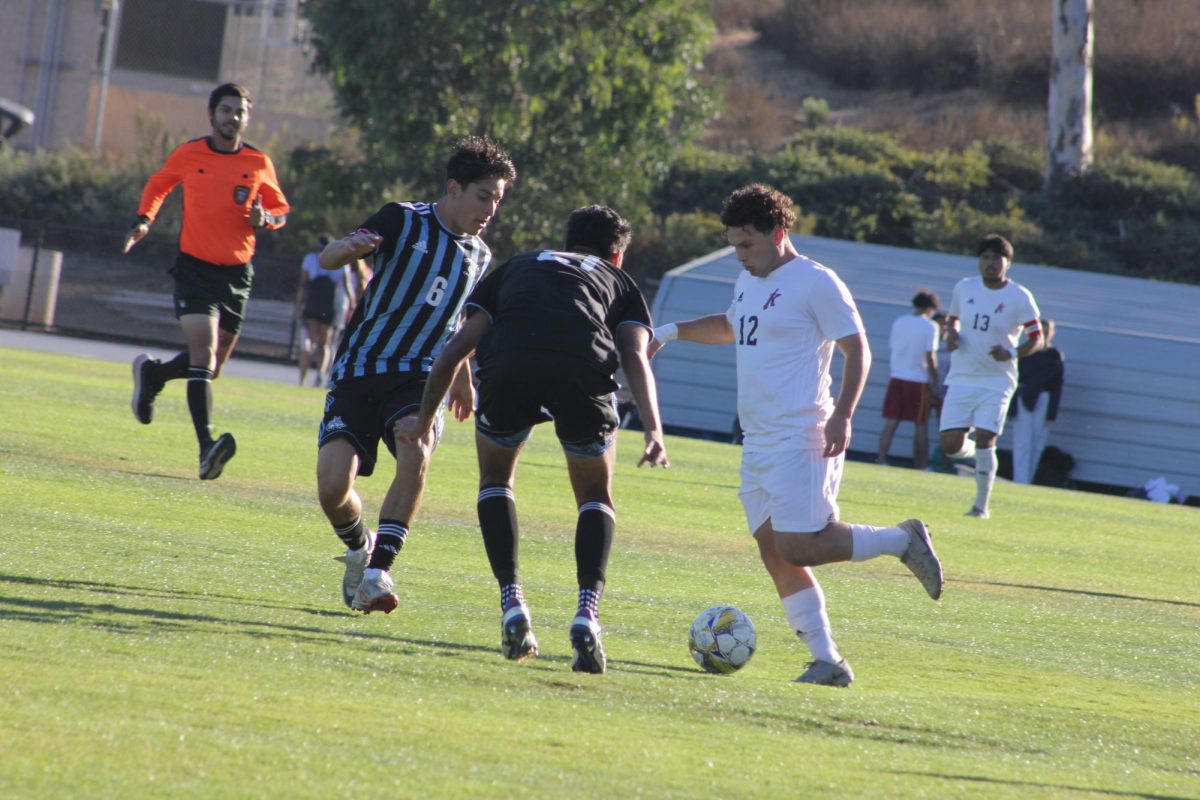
688, 605, 756, 674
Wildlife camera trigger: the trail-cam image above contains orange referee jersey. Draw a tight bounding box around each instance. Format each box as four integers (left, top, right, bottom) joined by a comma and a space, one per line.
136, 137, 290, 266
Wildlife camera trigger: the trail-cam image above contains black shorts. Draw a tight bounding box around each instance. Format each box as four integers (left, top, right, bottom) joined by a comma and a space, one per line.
317, 372, 442, 477
475, 352, 619, 457
170, 253, 253, 334
302, 276, 338, 325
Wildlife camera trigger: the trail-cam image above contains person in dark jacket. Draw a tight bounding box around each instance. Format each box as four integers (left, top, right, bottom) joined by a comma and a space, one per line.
1009, 318, 1064, 484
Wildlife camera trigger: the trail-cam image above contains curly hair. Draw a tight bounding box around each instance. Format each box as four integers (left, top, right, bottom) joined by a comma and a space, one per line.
719, 184, 797, 233
447, 136, 517, 186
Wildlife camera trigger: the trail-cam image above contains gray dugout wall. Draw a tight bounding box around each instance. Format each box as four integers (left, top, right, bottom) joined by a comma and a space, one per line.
650, 237, 1200, 500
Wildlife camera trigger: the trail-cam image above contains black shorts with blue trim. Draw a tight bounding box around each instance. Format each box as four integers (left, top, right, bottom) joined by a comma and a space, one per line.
317, 372, 442, 477
474, 351, 619, 457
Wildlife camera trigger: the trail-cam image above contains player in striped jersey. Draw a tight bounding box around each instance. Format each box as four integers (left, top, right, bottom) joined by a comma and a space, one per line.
123, 83, 290, 481
395, 205, 668, 673
314, 136, 516, 614
940, 234, 1043, 519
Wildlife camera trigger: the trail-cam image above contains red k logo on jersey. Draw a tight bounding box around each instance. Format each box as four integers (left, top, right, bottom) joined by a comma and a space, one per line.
763, 289, 782, 310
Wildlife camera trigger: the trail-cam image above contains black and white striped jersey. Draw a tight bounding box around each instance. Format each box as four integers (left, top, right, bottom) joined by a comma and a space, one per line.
330, 202, 491, 381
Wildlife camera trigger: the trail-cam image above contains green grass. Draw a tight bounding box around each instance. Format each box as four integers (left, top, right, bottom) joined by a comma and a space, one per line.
1, 346, 1197, 799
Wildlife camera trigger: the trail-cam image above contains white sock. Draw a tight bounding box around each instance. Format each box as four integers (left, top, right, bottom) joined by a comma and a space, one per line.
782, 586, 842, 664
974, 447, 997, 512
849, 524, 909, 561
948, 438, 976, 459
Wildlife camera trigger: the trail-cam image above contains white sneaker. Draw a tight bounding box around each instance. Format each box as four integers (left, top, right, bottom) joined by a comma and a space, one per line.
352, 567, 398, 614
966, 506, 990, 519
334, 527, 375, 608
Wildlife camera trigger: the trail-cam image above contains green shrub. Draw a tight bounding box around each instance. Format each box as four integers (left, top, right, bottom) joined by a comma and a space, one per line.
1059, 154, 1200, 218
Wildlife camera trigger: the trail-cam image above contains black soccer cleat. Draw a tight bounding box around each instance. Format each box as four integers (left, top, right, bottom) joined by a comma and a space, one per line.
198, 433, 237, 480
131, 353, 164, 425
569, 615, 606, 674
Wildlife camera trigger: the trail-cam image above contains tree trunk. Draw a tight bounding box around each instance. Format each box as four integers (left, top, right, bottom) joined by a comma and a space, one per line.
1046, 0, 1094, 191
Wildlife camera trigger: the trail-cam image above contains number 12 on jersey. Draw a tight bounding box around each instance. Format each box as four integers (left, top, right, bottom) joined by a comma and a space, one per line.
738, 315, 758, 346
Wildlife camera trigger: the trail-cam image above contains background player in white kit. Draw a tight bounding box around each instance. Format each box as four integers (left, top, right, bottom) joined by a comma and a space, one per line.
650, 184, 943, 688
939, 234, 1043, 519
876, 289, 941, 469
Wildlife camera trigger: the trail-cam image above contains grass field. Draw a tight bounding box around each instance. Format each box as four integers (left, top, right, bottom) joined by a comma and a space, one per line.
1, 346, 1197, 799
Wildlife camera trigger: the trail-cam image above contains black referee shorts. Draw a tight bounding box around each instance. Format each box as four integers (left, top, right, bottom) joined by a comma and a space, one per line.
170, 252, 253, 334
475, 351, 619, 457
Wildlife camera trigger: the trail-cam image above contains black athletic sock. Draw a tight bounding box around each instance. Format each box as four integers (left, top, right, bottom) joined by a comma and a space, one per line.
477, 483, 519, 586
575, 501, 615, 592
186, 366, 214, 448
157, 352, 191, 383
367, 519, 407, 571
333, 516, 366, 551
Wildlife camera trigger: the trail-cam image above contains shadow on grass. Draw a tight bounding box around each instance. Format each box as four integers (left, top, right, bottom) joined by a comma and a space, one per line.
0, 572, 496, 658
959, 578, 1200, 609
887, 770, 1189, 799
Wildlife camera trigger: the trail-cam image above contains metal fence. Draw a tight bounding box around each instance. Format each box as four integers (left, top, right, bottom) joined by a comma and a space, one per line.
0, 217, 304, 362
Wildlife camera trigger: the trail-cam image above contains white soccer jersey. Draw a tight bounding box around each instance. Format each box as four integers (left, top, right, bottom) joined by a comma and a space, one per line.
889, 313, 938, 383
946, 276, 1040, 392
725, 255, 864, 451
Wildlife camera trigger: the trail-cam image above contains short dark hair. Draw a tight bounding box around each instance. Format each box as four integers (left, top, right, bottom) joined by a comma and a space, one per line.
912, 289, 940, 311
446, 136, 516, 187
720, 183, 797, 233
977, 233, 1014, 259
565, 205, 632, 258
209, 83, 252, 114
317, 233, 333, 248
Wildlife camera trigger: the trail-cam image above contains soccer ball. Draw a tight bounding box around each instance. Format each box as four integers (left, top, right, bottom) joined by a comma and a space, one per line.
688, 605, 756, 674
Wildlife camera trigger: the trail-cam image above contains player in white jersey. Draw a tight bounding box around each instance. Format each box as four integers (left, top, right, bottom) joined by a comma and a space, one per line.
940, 234, 1042, 519
650, 184, 943, 688
876, 289, 941, 469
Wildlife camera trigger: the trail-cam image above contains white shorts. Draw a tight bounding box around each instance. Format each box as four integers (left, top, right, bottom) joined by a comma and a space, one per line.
939, 383, 1014, 436
739, 447, 842, 534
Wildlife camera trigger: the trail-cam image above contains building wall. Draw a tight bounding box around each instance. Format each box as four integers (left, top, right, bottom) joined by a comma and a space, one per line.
0, 0, 334, 154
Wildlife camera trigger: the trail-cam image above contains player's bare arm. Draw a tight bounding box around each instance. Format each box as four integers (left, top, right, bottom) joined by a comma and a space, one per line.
446, 355, 475, 423
395, 313, 490, 443
649, 313, 734, 358
945, 316, 964, 350
617, 324, 670, 469
825, 332, 871, 458
320, 229, 382, 270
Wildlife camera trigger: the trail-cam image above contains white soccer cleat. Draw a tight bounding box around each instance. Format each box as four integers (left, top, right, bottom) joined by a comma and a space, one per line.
334, 527, 375, 608
794, 658, 854, 688
965, 506, 990, 519
899, 518, 944, 600
351, 567, 397, 614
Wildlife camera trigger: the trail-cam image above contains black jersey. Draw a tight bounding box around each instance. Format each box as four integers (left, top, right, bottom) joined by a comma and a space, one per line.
330, 202, 490, 381
465, 249, 653, 374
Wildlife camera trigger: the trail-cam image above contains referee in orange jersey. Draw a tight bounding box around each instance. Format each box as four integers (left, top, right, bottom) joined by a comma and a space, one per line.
122, 83, 290, 480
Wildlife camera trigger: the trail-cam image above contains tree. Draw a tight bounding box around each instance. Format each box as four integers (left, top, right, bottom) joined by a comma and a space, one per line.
1046, 0, 1094, 191
304, 0, 716, 254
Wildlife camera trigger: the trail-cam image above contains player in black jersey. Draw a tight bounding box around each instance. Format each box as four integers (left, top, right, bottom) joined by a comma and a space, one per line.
314, 136, 516, 614
397, 205, 669, 673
